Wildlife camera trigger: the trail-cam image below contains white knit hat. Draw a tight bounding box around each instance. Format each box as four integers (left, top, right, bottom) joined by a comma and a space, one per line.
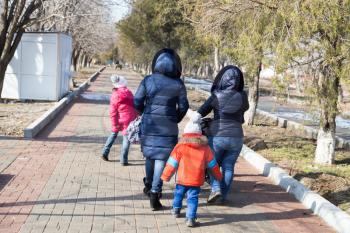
110, 75, 127, 88
184, 120, 202, 134
183, 109, 202, 134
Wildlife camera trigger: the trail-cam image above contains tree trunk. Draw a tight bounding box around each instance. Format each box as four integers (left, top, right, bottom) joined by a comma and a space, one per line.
293, 68, 302, 94
214, 46, 220, 77
72, 49, 81, 72
0, 64, 6, 99
88, 59, 92, 67
196, 65, 202, 77
315, 128, 335, 164
83, 55, 88, 68
245, 62, 262, 125
338, 85, 344, 103
314, 65, 339, 164
147, 63, 151, 74
204, 64, 210, 79
77, 53, 84, 70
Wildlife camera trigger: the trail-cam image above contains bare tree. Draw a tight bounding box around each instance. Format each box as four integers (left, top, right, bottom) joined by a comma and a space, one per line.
181, 0, 278, 125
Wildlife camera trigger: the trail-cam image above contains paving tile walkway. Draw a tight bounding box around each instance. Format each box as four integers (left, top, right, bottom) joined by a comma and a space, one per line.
0, 68, 334, 233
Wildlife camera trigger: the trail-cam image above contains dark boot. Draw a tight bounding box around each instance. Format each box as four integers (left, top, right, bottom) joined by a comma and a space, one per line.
143, 177, 151, 197
150, 192, 163, 211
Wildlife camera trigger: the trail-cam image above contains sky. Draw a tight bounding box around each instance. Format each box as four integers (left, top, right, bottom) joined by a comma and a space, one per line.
110, 0, 131, 22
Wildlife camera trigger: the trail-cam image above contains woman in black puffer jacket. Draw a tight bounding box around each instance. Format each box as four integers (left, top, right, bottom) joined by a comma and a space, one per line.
196, 65, 249, 204
134, 48, 189, 210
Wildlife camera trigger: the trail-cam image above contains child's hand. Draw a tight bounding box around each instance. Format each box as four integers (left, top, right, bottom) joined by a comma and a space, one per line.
161, 176, 170, 182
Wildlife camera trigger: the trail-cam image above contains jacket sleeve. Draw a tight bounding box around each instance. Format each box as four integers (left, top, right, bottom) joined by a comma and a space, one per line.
177, 82, 189, 123
110, 93, 119, 132
134, 78, 147, 114
161, 145, 182, 182
241, 91, 249, 112
198, 95, 215, 117
206, 148, 222, 181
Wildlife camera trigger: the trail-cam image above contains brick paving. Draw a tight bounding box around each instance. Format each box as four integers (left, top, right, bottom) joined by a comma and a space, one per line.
0, 67, 334, 233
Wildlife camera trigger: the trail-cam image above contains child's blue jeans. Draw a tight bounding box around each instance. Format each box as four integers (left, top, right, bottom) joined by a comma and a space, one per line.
173, 184, 200, 219
102, 132, 130, 164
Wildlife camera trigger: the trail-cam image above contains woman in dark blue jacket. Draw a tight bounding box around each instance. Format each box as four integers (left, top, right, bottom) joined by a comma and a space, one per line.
134, 48, 189, 210
197, 65, 249, 204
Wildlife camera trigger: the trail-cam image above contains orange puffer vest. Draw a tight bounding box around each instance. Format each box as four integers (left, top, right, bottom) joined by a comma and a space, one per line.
161, 133, 222, 187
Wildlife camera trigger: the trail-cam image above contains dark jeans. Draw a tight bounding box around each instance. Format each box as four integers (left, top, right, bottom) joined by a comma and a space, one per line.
102, 132, 130, 164
145, 159, 166, 193
173, 184, 200, 219
208, 136, 243, 201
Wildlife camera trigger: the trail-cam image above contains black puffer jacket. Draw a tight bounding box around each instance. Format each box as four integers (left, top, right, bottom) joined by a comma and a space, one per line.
134, 48, 189, 160
198, 65, 249, 137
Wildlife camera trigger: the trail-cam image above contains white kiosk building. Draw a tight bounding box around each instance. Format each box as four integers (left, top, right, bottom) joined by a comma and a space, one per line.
1, 32, 72, 101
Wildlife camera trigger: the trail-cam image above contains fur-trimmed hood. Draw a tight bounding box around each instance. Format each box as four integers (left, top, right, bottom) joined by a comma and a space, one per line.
178, 133, 208, 146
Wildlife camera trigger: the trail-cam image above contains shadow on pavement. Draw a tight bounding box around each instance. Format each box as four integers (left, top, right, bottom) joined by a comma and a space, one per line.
0, 207, 313, 224
197, 209, 312, 226
0, 174, 14, 191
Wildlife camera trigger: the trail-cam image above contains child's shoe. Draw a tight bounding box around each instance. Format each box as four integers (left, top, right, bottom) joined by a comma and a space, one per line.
186, 218, 198, 227
207, 191, 221, 204
171, 208, 180, 218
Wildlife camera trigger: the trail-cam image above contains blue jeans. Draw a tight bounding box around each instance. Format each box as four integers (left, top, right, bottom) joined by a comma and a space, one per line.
102, 132, 130, 164
173, 184, 200, 219
145, 159, 166, 193
208, 136, 243, 200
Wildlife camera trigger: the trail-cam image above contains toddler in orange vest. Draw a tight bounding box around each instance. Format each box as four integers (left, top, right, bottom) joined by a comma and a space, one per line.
161, 114, 222, 227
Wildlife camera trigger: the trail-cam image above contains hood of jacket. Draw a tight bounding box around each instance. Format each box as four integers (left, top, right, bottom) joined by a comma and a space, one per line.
211, 65, 244, 92
178, 133, 208, 147
113, 86, 130, 98
152, 48, 182, 79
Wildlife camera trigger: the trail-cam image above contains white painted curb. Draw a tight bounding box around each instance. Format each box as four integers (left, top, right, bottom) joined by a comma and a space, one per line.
255, 109, 349, 149
24, 67, 105, 138
241, 145, 350, 233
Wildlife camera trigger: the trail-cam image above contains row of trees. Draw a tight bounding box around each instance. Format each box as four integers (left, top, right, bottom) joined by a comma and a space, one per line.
117, 0, 350, 165
0, 0, 116, 98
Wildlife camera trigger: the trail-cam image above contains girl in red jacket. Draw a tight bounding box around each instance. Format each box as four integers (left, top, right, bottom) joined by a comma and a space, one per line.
161, 116, 222, 227
102, 75, 137, 164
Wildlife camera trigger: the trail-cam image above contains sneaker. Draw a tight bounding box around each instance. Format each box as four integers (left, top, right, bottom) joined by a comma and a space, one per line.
207, 191, 221, 204
120, 162, 129, 166
186, 218, 198, 227
101, 155, 108, 161
171, 208, 180, 218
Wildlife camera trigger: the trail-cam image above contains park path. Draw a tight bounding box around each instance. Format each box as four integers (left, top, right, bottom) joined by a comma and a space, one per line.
0, 68, 334, 233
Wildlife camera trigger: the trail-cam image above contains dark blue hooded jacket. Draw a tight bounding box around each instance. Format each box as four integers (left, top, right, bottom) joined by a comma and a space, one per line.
134, 49, 189, 160
198, 65, 249, 137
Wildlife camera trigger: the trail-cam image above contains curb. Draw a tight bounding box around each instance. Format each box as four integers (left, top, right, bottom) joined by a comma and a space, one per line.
241, 145, 350, 233
24, 67, 106, 138
255, 109, 350, 150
